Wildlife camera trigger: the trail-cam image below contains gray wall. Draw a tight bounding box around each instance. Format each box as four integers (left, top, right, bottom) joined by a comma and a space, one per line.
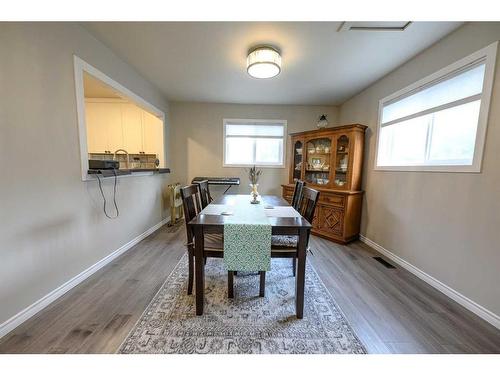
0, 23, 171, 325
338, 22, 500, 317
169, 102, 339, 196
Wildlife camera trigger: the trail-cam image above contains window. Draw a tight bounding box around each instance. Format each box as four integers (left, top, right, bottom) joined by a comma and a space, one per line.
223, 119, 286, 167
375, 42, 497, 172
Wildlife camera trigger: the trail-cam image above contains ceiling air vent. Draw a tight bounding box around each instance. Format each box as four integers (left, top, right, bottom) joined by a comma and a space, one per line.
338, 22, 412, 32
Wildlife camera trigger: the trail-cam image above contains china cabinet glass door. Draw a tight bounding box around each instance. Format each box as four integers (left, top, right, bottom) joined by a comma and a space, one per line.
292, 140, 303, 182
333, 135, 350, 189
305, 137, 332, 186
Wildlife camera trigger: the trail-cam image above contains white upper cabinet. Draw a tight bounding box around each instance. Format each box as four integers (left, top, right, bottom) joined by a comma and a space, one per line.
121, 103, 143, 154
85, 102, 107, 153
85, 99, 164, 163
142, 110, 164, 164
106, 105, 124, 153
85, 101, 122, 153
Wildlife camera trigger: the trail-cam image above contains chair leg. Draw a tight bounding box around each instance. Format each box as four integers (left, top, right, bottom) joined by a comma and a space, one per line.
234, 271, 237, 276
204, 257, 207, 265
228, 271, 234, 298
292, 257, 296, 277
187, 250, 194, 295
259, 271, 266, 297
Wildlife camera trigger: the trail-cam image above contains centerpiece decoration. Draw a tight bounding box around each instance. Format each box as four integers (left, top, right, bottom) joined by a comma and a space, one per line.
248, 165, 262, 204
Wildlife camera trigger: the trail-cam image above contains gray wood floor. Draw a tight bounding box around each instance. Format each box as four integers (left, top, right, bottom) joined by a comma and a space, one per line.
0, 223, 499, 353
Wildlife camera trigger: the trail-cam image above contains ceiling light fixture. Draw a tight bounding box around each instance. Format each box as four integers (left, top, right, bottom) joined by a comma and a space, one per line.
247, 46, 281, 79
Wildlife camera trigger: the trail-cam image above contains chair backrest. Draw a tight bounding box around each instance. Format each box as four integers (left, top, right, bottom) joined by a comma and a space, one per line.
195, 179, 212, 209
297, 186, 320, 224
292, 180, 305, 210
180, 184, 203, 242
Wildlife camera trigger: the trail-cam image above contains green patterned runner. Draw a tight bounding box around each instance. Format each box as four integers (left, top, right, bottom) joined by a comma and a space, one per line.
223, 198, 271, 271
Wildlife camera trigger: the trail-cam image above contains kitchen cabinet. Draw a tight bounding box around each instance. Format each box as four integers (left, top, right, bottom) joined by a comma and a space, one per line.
142, 110, 164, 166
85, 102, 108, 153
85, 100, 164, 162
85, 101, 122, 154
107, 106, 124, 153
122, 103, 143, 154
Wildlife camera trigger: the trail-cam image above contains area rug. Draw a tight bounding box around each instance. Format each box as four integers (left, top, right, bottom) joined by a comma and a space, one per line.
118, 255, 366, 354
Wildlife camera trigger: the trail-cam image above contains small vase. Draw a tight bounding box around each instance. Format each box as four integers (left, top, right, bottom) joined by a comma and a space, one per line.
250, 183, 260, 204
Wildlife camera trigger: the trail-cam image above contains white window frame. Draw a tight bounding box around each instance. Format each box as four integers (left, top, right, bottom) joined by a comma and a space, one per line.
73, 55, 166, 181
222, 119, 287, 168
374, 41, 498, 173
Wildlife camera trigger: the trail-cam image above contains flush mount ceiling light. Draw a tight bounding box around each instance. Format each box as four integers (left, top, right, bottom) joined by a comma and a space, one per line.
247, 46, 281, 79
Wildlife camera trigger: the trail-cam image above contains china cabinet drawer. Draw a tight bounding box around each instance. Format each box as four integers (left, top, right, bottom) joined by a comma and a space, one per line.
320, 194, 345, 207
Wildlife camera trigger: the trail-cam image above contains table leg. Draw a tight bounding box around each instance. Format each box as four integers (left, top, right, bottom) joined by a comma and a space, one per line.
295, 228, 308, 319
259, 271, 266, 297
194, 226, 205, 315
228, 271, 234, 298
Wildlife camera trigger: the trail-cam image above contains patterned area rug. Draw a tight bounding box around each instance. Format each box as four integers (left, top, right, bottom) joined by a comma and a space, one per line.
118, 255, 366, 354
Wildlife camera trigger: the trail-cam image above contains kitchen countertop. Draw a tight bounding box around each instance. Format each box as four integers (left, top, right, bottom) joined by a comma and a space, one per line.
88, 168, 170, 177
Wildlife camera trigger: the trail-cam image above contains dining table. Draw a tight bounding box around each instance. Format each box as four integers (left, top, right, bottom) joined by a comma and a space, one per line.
188, 194, 312, 319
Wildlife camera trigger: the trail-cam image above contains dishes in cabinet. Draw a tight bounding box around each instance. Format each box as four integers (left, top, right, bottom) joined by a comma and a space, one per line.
316, 178, 329, 185
296, 148, 303, 155
334, 179, 345, 186
310, 158, 324, 170
337, 155, 348, 172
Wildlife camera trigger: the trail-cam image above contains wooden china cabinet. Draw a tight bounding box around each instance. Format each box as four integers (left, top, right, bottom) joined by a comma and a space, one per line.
282, 124, 367, 244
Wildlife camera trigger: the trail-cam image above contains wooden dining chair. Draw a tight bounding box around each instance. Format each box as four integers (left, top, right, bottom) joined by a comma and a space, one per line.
181, 184, 265, 298
291, 179, 305, 211
181, 184, 225, 295
286, 179, 305, 273
194, 179, 212, 209
271, 186, 320, 276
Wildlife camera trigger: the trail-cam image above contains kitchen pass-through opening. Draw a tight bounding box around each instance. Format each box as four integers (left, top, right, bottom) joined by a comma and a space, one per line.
73, 55, 166, 181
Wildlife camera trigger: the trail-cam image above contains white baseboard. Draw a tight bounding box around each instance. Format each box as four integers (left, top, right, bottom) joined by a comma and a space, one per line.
0, 217, 170, 339
359, 235, 500, 330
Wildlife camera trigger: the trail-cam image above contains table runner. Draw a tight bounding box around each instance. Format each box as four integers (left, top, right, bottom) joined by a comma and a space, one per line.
222, 199, 271, 271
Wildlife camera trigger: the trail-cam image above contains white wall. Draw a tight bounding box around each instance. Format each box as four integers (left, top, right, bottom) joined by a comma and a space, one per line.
169, 102, 339, 196
0, 23, 171, 326
338, 22, 500, 318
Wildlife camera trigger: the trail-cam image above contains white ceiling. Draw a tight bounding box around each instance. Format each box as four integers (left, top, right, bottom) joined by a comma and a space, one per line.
82, 22, 463, 105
